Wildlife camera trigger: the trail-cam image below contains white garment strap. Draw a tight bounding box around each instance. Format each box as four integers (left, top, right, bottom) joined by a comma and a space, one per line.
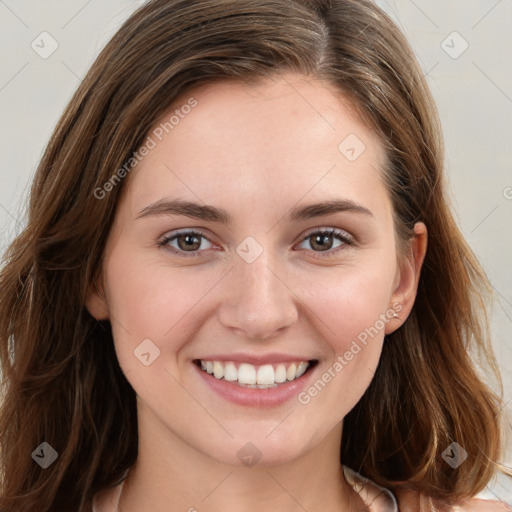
92, 479, 125, 512
343, 465, 399, 512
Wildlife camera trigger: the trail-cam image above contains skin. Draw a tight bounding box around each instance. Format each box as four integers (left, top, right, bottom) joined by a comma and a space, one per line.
87, 72, 427, 512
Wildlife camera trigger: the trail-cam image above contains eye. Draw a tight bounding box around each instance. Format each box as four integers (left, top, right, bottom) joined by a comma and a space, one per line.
295, 228, 354, 256
158, 227, 354, 259
158, 229, 215, 258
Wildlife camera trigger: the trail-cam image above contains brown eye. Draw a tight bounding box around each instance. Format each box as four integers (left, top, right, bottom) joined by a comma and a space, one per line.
309, 233, 335, 251
176, 233, 202, 251
297, 228, 353, 255
159, 230, 214, 257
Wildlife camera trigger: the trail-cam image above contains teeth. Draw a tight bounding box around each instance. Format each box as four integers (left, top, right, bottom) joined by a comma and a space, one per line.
238, 363, 256, 385
296, 362, 308, 378
274, 364, 287, 383
198, 359, 311, 387
224, 362, 237, 381
256, 364, 275, 385
213, 361, 224, 379
286, 363, 297, 381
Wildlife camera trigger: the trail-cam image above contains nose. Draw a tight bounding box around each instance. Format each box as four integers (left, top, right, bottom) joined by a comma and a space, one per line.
217, 250, 299, 340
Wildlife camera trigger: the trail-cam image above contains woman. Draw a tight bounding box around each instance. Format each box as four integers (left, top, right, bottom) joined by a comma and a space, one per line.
0, 0, 510, 511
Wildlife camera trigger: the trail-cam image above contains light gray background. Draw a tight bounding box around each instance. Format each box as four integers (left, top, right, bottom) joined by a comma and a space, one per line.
0, 0, 510, 504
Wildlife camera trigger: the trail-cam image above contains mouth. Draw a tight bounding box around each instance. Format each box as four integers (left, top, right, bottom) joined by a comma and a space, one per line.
193, 359, 319, 389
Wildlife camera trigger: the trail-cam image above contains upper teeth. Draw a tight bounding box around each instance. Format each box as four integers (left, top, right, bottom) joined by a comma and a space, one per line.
199, 360, 310, 387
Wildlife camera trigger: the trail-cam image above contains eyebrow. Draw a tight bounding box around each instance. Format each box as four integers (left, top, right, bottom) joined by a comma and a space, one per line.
136, 198, 374, 223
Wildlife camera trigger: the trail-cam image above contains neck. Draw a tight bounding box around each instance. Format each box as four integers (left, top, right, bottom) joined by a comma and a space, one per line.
109, 413, 366, 512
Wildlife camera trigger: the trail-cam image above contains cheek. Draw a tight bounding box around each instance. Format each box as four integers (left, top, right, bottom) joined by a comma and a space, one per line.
300, 257, 397, 349
102, 250, 224, 406
295, 262, 395, 416
102, 244, 222, 362
107, 240, 197, 315
294, 251, 396, 407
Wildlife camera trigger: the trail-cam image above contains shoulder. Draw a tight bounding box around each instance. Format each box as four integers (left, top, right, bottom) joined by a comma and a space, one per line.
342, 467, 511, 512
451, 498, 512, 511
395, 488, 512, 512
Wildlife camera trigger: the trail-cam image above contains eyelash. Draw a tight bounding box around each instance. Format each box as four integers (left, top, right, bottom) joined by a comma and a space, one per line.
158, 228, 354, 259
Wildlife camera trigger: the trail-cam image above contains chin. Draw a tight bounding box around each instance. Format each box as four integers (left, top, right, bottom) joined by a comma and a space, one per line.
203, 427, 317, 468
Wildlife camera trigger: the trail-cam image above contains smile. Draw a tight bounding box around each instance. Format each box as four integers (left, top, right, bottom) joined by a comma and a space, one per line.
195, 359, 316, 388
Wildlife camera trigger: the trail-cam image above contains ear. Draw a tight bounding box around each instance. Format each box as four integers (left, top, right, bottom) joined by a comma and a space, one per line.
85, 273, 110, 320
385, 222, 427, 334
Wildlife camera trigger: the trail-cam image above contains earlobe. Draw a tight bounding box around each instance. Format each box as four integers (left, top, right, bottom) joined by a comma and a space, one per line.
385, 222, 428, 334
85, 276, 110, 320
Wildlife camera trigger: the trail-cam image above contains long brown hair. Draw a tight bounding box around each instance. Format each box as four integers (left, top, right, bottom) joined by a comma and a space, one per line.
0, 0, 509, 510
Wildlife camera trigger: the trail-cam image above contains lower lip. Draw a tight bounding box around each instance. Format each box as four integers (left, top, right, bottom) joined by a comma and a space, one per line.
193, 362, 316, 407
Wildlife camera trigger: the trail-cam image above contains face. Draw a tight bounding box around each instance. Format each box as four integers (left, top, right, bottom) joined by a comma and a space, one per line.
87, 72, 424, 467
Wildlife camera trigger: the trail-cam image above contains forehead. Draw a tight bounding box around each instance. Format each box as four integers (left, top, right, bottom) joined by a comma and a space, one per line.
121, 73, 389, 221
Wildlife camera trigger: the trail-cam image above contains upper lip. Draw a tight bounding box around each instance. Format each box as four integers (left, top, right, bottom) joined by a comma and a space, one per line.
195, 353, 317, 365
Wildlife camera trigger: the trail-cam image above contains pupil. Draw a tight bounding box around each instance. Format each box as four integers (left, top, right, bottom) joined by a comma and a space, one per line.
313, 234, 332, 251
179, 234, 200, 250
